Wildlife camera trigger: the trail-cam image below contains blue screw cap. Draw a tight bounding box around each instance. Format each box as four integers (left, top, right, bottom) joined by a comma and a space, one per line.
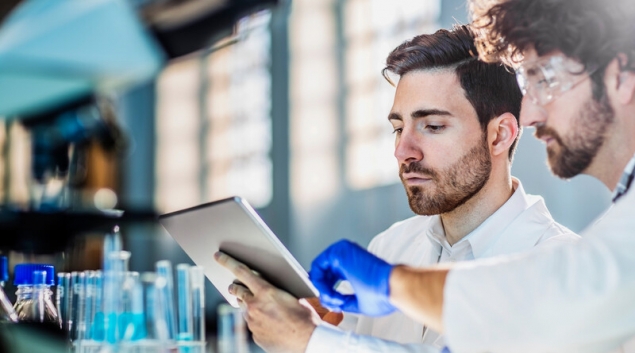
14, 264, 55, 286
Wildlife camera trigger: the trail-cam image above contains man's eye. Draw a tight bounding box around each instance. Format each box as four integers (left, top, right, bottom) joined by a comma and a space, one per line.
427, 125, 445, 132
392, 128, 403, 134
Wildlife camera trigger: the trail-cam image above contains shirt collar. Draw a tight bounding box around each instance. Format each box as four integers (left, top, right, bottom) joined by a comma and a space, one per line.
612, 152, 635, 203
426, 215, 448, 255
425, 178, 532, 259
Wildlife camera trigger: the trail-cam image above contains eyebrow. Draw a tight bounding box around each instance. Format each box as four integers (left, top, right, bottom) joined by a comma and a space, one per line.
388, 109, 453, 122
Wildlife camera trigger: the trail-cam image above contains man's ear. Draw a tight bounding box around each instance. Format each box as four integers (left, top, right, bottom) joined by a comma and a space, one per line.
609, 55, 635, 105
488, 112, 519, 158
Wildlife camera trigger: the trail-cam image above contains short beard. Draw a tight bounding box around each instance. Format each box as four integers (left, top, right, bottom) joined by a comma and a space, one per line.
536, 95, 614, 179
401, 135, 492, 216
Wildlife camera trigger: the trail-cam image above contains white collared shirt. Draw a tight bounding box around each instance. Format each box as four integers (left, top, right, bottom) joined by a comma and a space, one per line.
305, 179, 579, 353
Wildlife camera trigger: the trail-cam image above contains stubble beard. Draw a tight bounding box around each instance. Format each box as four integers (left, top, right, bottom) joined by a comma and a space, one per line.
401, 135, 492, 216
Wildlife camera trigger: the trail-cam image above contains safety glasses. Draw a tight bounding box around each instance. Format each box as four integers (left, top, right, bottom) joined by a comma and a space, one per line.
516, 55, 596, 106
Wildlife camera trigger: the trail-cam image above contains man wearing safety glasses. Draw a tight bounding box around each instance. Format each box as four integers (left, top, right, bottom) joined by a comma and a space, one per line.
309, 0, 635, 352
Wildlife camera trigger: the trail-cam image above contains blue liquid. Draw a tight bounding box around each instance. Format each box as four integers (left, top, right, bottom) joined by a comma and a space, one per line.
91, 311, 105, 341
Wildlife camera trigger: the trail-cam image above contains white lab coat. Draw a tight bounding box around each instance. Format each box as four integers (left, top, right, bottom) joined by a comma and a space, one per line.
444, 182, 635, 353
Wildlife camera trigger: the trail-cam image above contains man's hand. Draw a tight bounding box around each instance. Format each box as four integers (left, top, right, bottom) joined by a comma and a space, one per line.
214, 251, 320, 353
310, 239, 396, 316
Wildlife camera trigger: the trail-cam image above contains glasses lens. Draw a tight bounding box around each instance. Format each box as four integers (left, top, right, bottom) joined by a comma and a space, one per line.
519, 55, 592, 106
518, 61, 557, 105
517, 69, 541, 105
516, 70, 528, 95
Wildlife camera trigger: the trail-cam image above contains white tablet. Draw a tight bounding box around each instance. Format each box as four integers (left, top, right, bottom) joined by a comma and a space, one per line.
159, 196, 318, 307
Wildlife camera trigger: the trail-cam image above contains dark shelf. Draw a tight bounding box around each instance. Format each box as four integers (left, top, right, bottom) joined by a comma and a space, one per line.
0, 208, 157, 253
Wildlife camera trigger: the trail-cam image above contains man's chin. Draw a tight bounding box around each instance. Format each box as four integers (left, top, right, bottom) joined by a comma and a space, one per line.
547, 156, 585, 180
407, 193, 441, 216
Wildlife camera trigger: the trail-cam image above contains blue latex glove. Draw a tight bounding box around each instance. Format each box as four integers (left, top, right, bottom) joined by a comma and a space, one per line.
441, 347, 452, 353
309, 239, 396, 316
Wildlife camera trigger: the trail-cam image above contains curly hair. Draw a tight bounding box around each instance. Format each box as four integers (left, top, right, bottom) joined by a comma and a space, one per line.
469, 0, 635, 99
383, 25, 522, 160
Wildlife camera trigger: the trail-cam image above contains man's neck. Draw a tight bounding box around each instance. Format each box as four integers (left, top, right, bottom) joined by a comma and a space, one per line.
440, 171, 514, 246
587, 111, 635, 191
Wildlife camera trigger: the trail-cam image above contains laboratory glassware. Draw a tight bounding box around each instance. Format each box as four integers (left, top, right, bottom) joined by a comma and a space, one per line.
13, 264, 59, 325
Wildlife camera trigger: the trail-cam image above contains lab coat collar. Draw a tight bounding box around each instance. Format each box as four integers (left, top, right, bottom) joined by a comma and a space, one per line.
425, 178, 536, 259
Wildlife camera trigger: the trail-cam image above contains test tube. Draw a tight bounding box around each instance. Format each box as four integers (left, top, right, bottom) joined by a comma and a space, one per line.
91, 270, 104, 341
82, 271, 97, 341
33, 270, 47, 323
153, 274, 171, 342
190, 266, 205, 342
101, 225, 123, 342
68, 272, 79, 340
140, 272, 174, 351
155, 260, 177, 340
103, 226, 122, 265
141, 272, 158, 340
176, 264, 193, 341
74, 272, 87, 341
56, 273, 70, 332
130, 271, 146, 341
217, 304, 248, 353
104, 250, 130, 344
121, 271, 145, 341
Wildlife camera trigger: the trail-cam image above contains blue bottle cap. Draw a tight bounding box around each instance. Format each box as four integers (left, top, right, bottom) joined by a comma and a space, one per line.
0, 256, 7, 282
14, 264, 55, 286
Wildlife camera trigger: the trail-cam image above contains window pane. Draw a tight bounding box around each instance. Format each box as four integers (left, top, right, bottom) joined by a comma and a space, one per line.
156, 11, 273, 212
344, 0, 441, 189
204, 11, 273, 208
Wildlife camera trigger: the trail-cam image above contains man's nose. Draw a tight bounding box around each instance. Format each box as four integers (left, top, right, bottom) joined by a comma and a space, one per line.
519, 96, 548, 127
394, 130, 423, 165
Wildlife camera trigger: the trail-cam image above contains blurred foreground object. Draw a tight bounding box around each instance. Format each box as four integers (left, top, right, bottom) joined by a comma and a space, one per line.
0, 0, 164, 119
0, 0, 281, 119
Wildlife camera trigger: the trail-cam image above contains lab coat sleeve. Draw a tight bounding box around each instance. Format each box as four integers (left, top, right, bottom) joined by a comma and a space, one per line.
337, 312, 359, 331
305, 323, 442, 353
443, 187, 635, 353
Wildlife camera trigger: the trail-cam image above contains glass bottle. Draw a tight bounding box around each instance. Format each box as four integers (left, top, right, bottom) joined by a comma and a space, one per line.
13, 264, 59, 325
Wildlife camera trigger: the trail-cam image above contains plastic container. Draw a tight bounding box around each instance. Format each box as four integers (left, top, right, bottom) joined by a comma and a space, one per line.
13, 264, 59, 325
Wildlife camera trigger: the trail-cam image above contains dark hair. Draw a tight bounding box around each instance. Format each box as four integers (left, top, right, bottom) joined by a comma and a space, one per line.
383, 25, 523, 160
470, 0, 635, 100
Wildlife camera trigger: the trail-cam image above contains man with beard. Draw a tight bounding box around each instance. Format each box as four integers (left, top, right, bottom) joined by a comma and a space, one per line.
309, 0, 635, 352
214, 26, 578, 353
